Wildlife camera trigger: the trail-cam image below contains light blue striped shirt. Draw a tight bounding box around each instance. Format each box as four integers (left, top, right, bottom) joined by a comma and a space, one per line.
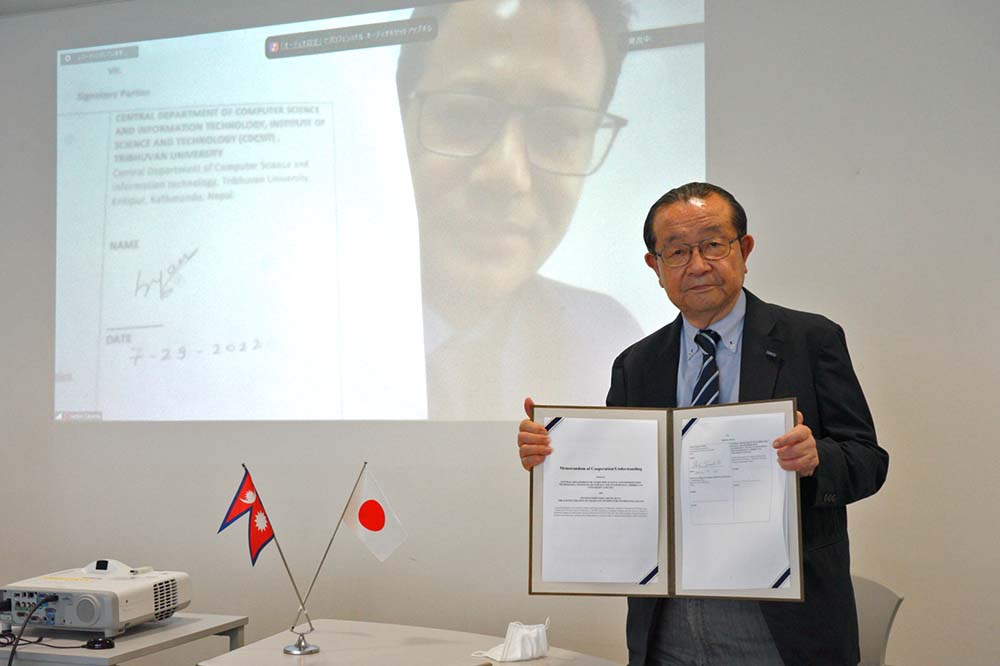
676, 290, 746, 407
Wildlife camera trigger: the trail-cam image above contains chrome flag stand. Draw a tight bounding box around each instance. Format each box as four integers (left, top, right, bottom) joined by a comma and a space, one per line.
273, 532, 320, 655
285, 462, 368, 655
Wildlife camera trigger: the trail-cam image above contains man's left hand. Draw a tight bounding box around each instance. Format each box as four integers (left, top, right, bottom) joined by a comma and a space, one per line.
772, 411, 819, 477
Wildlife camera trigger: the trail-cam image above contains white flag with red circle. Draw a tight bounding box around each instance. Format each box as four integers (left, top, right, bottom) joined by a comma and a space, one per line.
344, 468, 406, 562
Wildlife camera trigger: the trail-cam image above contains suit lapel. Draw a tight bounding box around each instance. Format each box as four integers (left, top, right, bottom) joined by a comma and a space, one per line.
645, 313, 682, 408
739, 290, 783, 401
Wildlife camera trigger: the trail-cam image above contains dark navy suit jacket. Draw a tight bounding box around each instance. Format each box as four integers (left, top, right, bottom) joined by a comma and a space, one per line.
607, 290, 888, 666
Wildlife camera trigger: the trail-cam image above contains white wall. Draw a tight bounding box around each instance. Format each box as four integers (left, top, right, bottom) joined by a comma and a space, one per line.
1, 1, 998, 665
708, 2, 1000, 664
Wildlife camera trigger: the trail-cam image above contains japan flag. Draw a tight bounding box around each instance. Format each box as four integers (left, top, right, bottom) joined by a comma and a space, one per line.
344, 468, 406, 562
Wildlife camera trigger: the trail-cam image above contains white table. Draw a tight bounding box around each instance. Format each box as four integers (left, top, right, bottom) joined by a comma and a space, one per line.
0, 612, 247, 665
198, 619, 618, 666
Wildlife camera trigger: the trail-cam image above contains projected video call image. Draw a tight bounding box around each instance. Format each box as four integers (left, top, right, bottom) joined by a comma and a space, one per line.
54, 0, 705, 421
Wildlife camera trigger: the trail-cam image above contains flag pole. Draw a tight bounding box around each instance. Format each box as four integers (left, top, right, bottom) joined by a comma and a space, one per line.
290, 461, 367, 630
241, 463, 320, 656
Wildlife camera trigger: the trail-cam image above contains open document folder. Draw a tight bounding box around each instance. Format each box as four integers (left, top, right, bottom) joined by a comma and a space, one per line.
529, 400, 803, 601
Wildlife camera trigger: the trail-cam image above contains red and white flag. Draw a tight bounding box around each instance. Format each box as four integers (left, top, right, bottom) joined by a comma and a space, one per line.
344, 468, 406, 562
218, 469, 275, 566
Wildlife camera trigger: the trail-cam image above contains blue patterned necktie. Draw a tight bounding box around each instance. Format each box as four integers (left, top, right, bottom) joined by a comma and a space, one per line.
691, 329, 722, 406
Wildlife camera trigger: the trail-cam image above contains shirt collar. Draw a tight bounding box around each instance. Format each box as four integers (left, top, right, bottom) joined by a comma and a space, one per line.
681, 290, 747, 358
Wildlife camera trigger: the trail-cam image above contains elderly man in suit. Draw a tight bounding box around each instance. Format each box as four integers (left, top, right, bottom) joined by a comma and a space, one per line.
517, 182, 888, 665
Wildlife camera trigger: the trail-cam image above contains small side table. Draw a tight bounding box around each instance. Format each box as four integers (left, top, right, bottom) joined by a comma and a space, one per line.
0, 612, 247, 665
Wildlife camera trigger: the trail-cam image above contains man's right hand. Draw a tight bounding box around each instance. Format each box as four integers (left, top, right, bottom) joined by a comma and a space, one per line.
517, 397, 552, 471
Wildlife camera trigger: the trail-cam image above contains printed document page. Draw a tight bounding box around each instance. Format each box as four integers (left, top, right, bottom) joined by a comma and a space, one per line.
541, 417, 660, 583
54, 11, 426, 420
678, 412, 790, 589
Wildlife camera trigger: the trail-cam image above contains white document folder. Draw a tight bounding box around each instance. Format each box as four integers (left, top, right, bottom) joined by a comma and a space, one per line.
529, 399, 803, 601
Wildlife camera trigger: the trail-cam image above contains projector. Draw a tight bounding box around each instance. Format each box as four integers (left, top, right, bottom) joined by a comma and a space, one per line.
0, 559, 191, 637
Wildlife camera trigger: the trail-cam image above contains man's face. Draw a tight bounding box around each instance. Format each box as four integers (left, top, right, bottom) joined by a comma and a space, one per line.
644, 193, 754, 328
402, 0, 607, 306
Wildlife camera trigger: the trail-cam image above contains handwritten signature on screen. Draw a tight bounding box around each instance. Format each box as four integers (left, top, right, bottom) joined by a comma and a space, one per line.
135, 248, 199, 300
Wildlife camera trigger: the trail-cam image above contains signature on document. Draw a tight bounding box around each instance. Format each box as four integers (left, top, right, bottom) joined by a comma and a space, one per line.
135, 248, 199, 300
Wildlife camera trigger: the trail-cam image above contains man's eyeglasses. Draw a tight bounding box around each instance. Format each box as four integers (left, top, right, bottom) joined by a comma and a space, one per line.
653, 237, 742, 268
412, 90, 627, 176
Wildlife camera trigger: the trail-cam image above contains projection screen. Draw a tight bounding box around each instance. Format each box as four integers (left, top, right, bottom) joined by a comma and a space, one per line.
54, 0, 704, 421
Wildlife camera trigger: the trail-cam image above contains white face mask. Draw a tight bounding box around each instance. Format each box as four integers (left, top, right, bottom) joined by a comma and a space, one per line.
472, 618, 550, 662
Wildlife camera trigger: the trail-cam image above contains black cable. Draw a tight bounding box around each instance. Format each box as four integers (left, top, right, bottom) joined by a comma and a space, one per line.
6, 594, 58, 666
1, 623, 89, 649
1, 634, 88, 649
0, 597, 11, 641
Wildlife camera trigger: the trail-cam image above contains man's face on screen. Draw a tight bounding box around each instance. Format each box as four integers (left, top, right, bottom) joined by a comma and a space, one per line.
402, 0, 607, 310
